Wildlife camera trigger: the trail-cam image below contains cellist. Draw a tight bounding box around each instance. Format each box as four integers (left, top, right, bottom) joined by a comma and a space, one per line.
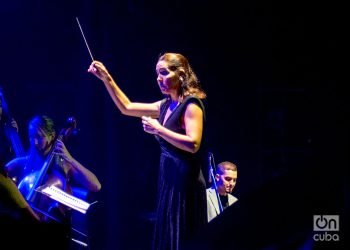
5, 115, 101, 235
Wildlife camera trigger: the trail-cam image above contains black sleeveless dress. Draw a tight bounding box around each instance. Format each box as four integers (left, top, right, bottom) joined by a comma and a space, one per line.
153, 96, 207, 250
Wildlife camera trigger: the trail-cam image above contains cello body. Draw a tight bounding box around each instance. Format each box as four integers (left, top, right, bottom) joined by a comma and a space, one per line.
18, 153, 72, 222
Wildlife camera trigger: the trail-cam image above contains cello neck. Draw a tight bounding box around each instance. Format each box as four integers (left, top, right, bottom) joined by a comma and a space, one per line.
1, 88, 26, 158
5, 125, 26, 157
25, 132, 64, 202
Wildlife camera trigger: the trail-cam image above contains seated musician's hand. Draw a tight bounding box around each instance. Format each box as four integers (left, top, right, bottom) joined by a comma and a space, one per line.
54, 140, 74, 163
10, 118, 19, 132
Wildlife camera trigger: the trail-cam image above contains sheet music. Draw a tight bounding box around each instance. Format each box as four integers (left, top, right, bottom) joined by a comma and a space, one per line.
39, 185, 91, 214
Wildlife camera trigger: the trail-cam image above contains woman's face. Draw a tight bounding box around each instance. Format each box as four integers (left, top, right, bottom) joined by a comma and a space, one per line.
156, 60, 180, 95
29, 127, 54, 155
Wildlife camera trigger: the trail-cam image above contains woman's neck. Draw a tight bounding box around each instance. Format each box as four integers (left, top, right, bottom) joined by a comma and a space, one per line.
169, 100, 180, 111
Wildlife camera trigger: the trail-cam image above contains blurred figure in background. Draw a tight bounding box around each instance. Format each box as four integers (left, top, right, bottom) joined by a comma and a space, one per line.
207, 161, 238, 222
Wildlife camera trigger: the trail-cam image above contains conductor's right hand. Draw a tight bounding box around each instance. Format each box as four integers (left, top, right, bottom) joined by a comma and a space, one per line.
88, 61, 111, 82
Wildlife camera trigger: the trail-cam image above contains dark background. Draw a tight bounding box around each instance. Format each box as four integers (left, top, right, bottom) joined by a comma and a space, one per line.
1, 1, 346, 249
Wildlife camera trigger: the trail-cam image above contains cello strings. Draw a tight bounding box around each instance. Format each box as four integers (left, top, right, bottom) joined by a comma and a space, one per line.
76, 17, 94, 61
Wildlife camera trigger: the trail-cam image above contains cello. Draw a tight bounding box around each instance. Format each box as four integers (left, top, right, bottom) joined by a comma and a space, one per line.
0, 87, 26, 158
0, 87, 26, 183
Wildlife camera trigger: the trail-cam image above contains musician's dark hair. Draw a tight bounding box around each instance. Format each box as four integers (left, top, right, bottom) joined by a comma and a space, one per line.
216, 161, 237, 175
28, 115, 55, 136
